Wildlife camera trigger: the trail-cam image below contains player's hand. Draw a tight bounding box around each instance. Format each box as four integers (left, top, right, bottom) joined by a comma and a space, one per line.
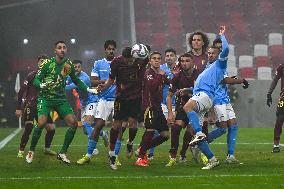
219, 25, 226, 35
87, 87, 99, 94
15, 109, 22, 118
267, 93, 272, 107
39, 81, 53, 89
158, 69, 165, 75
242, 79, 249, 89
61, 63, 71, 77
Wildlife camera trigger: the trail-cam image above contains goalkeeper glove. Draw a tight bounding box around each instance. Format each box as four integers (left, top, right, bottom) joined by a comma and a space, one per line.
87, 87, 99, 94
242, 79, 249, 89
267, 93, 272, 107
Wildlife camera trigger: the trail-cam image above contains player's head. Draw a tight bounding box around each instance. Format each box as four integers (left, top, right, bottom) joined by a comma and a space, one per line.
37, 54, 48, 67
149, 51, 162, 69
178, 53, 194, 71
104, 40, 117, 61
213, 37, 222, 51
208, 45, 220, 63
164, 48, 177, 66
122, 46, 134, 65
54, 40, 67, 60
73, 59, 82, 75
188, 31, 209, 53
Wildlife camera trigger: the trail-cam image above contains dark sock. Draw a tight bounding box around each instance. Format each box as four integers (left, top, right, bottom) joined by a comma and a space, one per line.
202, 121, 209, 136
149, 135, 168, 149
128, 127, 138, 143
19, 123, 33, 151
274, 118, 283, 145
180, 131, 193, 158
169, 125, 182, 158
45, 129, 55, 148
60, 126, 77, 154
30, 125, 43, 151
139, 130, 154, 158
110, 128, 119, 151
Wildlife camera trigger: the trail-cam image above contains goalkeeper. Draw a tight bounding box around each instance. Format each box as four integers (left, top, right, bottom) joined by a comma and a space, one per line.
26, 41, 97, 164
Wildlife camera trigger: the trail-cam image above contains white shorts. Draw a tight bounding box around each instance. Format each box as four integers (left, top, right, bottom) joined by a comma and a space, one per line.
161, 103, 175, 118
94, 99, 114, 121
191, 92, 213, 124
81, 102, 98, 121
214, 103, 236, 122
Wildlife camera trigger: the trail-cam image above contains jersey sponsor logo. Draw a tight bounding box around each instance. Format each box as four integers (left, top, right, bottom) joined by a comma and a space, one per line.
147, 74, 153, 80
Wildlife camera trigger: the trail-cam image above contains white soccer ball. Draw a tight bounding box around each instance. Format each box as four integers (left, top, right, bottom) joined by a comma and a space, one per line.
131, 44, 149, 59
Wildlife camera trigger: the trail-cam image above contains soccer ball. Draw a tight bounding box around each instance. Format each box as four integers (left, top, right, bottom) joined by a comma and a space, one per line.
131, 44, 149, 59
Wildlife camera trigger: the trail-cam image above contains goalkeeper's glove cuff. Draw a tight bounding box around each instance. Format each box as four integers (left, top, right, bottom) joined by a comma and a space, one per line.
87, 87, 99, 94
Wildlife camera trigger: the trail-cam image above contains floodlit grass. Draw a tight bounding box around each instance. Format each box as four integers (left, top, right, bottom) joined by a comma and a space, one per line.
0, 127, 283, 189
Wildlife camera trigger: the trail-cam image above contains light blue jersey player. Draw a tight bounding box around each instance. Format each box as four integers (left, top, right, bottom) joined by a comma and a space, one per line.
77, 40, 118, 165
183, 26, 228, 170
65, 60, 108, 163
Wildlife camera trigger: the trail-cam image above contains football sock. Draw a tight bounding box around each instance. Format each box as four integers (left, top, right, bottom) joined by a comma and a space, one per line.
180, 131, 192, 158
198, 140, 214, 159
149, 135, 168, 149
169, 125, 182, 158
228, 124, 238, 156
148, 130, 159, 156
60, 126, 77, 154
274, 119, 283, 145
30, 125, 43, 151
45, 129, 55, 148
114, 139, 122, 156
19, 123, 33, 151
83, 122, 93, 138
202, 121, 209, 136
87, 139, 97, 156
128, 127, 138, 144
139, 131, 154, 158
109, 128, 119, 151
187, 111, 201, 133
207, 127, 227, 143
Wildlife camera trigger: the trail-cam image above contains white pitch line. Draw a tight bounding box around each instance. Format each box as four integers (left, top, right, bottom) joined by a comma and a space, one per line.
0, 128, 21, 150
0, 174, 283, 180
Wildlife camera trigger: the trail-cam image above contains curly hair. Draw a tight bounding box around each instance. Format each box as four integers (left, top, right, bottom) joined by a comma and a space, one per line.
188, 31, 209, 53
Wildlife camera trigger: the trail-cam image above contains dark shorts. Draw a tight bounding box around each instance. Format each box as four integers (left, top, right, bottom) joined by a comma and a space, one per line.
276, 98, 284, 116
175, 107, 189, 125
113, 97, 141, 121
143, 107, 169, 132
24, 104, 53, 124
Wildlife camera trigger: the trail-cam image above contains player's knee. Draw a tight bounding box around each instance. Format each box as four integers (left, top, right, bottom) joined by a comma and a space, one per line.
183, 100, 196, 113
218, 127, 227, 134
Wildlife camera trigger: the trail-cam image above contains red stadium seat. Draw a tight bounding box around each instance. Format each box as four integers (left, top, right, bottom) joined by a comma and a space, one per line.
255, 56, 270, 68
239, 67, 255, 79
270, 45, 284, 66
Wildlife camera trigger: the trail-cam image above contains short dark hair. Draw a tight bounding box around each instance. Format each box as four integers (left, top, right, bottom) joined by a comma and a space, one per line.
188, 31, 209, 52
122, 47, 132, 58
178, 52, 193, 62
37, 54, 48, 61
104, 40, 117, 50
54, 40, 66, 47
72, 60, 83, 65
165, 48, 176, 55
213, 37, 222, 49
149, 51, 162, 59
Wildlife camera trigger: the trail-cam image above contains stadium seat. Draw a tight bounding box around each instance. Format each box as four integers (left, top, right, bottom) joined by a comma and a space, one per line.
185, 33, 191, 51
257, 66, 272, 80
229, 44, 235, 57
239, 55, 253, 68
227, 66, 238, 77
254, 44, 268, 57
239, 67, 255, 80
268, 33, 283, 46
270, 45, 284, 66
255, 56, 270, 68
207, 33, 217, 45
228, 56, 237, 68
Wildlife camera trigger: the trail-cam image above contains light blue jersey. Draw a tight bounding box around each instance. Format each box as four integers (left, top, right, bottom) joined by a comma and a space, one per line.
193, 34, 229, 100
91, 58, 116, 101
65, 71, 98, 107
214, 73, 230, 105
160, 63, 175, 105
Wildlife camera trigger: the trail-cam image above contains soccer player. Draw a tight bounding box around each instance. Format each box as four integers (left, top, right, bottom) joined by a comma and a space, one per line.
135, 51, 170, 167
15, 55, 56, 158
267, 64, 284, 153
165, 53, 199, 166
183, 26, 228, 169
25, 41, 97, 164
65, 60, 108, 164
76, 40, 117, 164
99, 46, 148, 170
204, 40, 249, 163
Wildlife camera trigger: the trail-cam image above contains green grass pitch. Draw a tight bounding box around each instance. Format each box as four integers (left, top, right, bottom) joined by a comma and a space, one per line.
0, 127, 284, 189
